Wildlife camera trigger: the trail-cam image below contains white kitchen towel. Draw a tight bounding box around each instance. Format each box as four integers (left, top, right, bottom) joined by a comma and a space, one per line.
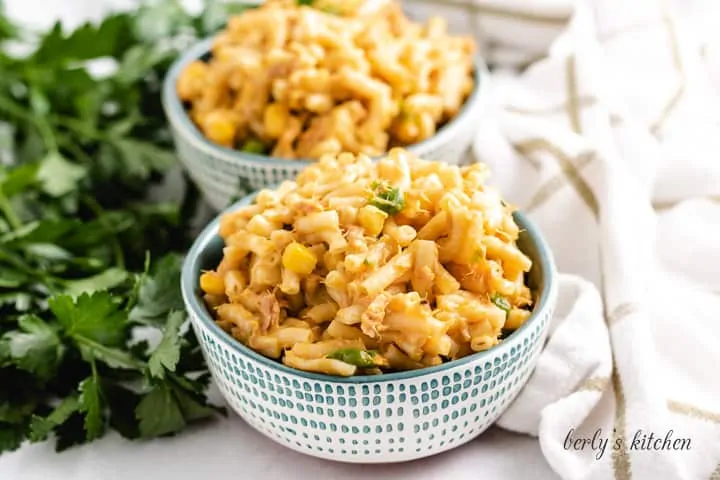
404, 0, 720, 479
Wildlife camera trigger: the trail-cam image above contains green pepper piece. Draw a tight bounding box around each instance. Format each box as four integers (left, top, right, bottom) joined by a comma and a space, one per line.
240, 138, 267, 154
369, 181, 405, 215
327, 348, 378, 368
491, 293, 511, 317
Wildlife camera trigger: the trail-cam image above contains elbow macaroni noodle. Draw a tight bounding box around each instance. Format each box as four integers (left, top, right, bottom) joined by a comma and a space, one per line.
200, 148, 535, 377
177, 0, 476, 159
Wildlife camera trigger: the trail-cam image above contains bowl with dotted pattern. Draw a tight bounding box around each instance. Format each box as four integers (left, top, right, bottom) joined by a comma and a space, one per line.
162, 37, 490, 211
180, 194, 558, 463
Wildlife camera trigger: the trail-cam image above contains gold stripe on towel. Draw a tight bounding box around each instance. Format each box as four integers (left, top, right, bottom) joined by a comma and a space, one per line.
607, 302, 639, 327
565, 55, 582, 133
668, 400, 720, 424
525, 152, 596, 213
513, 139, 600, 219
505, 96, 598, 117
652, 195, 720, 212
612, 369, 633, 480
650, 14, 685, 136
709, 462, 720, 480
650, 85, 685, 137
577, 375, 610, 393
512, 142, 543, 170
664, 15, 683, 72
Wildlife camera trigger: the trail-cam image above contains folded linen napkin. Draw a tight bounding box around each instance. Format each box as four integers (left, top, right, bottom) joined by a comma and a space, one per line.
404, 0, 720, 479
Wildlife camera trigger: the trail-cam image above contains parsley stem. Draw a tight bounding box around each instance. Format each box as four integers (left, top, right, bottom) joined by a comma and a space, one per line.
35, 117, 58, 153
82, 195, 126, 270
58, 136, 94, 165
0, 95, 34, 123
0, 187, 21, 230
74, 335, 146, 371
52, 115, 107, 141
0, 95, 57, 152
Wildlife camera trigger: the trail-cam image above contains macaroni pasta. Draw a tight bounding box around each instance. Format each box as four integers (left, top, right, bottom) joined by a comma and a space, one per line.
177, 0, 476, 159
200, 148, 534, 377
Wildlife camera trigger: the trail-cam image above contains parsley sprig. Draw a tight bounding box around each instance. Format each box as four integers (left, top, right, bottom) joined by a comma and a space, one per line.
0, 0, 259, 455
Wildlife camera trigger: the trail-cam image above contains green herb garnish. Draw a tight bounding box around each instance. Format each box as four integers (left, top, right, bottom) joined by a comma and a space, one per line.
369, 181, 405, 215
240, 138, 267, 154
491, 293, 511, 317
327, 348, 378, 368
319, 6, 340, 15
297, 0, 314, 6
0, 0, 237, 454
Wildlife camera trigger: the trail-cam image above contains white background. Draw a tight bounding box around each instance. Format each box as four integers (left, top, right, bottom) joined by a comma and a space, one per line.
2, 0, 713, 479
0, 1, 558, 479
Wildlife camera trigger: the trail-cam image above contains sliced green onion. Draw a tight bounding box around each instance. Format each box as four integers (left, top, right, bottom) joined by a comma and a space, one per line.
491, 293, 511, 317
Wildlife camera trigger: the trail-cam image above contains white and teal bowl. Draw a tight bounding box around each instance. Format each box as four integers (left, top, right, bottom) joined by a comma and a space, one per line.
180, 194, 558, 464
162, 37, 490, 211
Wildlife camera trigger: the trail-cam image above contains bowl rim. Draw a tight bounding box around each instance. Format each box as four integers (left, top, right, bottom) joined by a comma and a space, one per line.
161, 36, 489, 167
181, 195, 558, 384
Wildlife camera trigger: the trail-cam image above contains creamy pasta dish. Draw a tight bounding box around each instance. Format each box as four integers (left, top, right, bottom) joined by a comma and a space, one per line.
176, 0, 476, 159
199, 149, 534, 376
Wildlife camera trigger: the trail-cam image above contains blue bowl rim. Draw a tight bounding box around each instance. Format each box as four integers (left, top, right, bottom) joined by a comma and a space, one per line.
181, 195, 558, 384
161, 36, 489, 167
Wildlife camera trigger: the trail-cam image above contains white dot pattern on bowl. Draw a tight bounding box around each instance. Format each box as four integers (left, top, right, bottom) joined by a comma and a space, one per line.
189, 305, 551, 463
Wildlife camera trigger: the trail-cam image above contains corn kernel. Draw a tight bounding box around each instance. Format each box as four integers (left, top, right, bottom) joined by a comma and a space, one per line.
203, 110, 236, 146
200, 271, 225, 296
282, 242, 318, 275
504, 308, 531, 330
357, 204, 388, 236
264, 103, 289, 139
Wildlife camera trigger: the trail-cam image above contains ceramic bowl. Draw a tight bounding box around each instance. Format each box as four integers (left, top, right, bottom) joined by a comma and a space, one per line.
162, 37, 490, 211
180, 194, 558, 464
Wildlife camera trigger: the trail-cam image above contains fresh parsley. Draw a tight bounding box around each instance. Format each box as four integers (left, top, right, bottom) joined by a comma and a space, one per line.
0, 0, 261, 455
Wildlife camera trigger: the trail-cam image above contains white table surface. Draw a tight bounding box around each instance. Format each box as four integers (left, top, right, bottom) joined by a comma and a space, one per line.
0, 1, 562, 478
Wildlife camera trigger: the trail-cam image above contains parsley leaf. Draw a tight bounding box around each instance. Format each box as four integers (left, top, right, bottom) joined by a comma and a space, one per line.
0, 0, 222, 453
1, 314, 64, 380
0, 424, 25, 453
29, 396, 80, 442
129, 254, 184, 324
49, 292, 127, 347
36, 152, 87, 197
136, 383, 186, 438
147, 311, 184, 379
63, 268, 129, 296
78, 376, 103, 441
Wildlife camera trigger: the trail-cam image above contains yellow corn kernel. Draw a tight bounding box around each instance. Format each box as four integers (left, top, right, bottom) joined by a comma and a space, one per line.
264, 103, 289, 139
505, 308, 531, 330
199, 271, 225, 296
203, 110, 236, 147
357, 204, 388, 237
282, 242, 318, 275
